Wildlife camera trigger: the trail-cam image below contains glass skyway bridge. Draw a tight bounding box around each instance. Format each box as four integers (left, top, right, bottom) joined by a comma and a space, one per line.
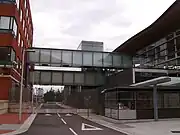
28, 47, 132, 69
29, 70, 105, 86
27, 47, 132, 86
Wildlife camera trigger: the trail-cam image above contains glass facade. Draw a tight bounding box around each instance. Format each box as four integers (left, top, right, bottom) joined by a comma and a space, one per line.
134, 29, 180, 69
105, 90, 180, 110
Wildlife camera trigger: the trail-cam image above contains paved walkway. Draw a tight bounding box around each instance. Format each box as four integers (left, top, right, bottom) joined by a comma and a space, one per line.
80, 114, 180, 135
0, 113, 30, 134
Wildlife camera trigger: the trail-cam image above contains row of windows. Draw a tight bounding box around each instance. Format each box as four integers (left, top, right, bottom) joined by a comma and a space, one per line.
135, 32, 180, 68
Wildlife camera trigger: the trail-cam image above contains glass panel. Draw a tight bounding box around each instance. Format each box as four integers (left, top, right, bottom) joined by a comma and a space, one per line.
28, 49, 39, 63
103, 53, 112, 67
63, 72, 74, 84
62, 51, 72, 66
74, 72, 84, 84
164, 93, 180, 108
176, 36, 180, 56
0, 16, 10, 29
11, 48, 16, 62
40, 49, 51, 63
16, 0, 19, 9
123, 56, 132, 68
73, 51, 82, 66
10, 17, 13, 29
0, 47, 11, 63
85, 72, 95, 85
51, 50, 62, 64
52, 72, 62, 84
113, 54, 122, 67
167, 40, 175, 59
33, 71, 40, 84
93, 52, 103, 67
13, 19, 17, 37
40, 72, 51, 84
83, 52, 92, 66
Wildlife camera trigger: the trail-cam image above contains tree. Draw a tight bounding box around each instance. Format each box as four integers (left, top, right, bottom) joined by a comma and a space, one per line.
44, 89, 63, 102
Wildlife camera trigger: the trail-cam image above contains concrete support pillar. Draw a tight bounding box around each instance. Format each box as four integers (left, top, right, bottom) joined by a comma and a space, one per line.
153, 85, 158, 121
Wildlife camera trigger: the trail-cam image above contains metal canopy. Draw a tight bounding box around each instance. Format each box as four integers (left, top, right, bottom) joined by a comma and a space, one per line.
130, 76, 171, 121
27, 47, 132, 69
157, 77, 180, 86
130, 76, 171, 87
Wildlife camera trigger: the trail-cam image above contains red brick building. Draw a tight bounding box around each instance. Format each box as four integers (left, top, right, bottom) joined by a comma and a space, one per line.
0, 0, 33, 112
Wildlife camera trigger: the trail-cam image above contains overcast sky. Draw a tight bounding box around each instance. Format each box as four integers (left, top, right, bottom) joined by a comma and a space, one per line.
30, 0, 176, 52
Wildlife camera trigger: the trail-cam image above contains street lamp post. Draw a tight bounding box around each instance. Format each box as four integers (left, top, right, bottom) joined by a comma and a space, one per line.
31, 71, 34, 113
19, 49, 25, 123
19, 49, 35, 122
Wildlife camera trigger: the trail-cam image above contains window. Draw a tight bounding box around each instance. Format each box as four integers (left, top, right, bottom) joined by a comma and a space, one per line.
11, 49, 16, 62
24, 0, 26, 9
25, 27, 27, 37
13, 19, 17, 37
26, 9, 28, 17
9, 17, 14, 29
18, 33, 21, 46
23, 20, 25, 30
16, 0, 19, 9
27, 34, 28, 42
0, 16, 10, 29
21, 40, 24, 48
164, 93, 180, 108
20, 9, 22, 22
0, 47, 11, 63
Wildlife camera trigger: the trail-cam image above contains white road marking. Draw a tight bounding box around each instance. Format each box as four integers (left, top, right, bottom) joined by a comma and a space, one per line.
57, 113, 61, 117
65, 113, 72, 117
45, 114, 52, 116
61, 118, 67, 124
81, 123, 103, 131
69, 128, 78, 135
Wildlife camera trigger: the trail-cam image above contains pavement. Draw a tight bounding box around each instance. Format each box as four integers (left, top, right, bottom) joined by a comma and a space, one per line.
80, 113, 180, 135
0, 104, 42, 135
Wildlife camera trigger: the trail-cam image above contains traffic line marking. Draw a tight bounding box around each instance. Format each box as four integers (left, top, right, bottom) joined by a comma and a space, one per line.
65, 113, 72, 117
57, 113, 61, 117
69, 128, 78, 135
45, 114, 52, 116
61, 118, 67, 124
81, 123, 103, 131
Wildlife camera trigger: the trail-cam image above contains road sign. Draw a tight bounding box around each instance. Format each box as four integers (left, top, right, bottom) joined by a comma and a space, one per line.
81, 123, 103, 131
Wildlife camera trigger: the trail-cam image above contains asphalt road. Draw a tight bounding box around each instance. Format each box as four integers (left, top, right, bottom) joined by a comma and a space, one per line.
20, 113, 126, 135
41, 103, 64, 109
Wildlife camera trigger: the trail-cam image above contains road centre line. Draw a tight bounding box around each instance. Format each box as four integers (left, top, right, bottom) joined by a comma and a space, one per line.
61, 118, 67, 124
69, 128, 78, 135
